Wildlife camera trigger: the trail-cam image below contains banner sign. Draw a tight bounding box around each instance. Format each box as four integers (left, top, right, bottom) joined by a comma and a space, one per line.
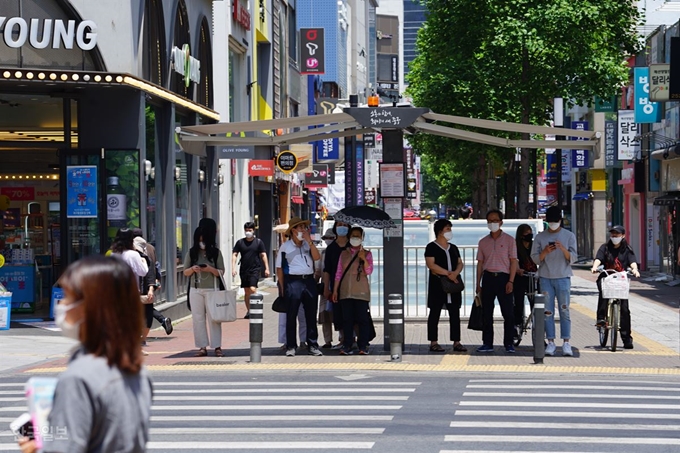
0, 187, 34, 201
316, 137, 339, 161
300, 28, 325, 74
570, 121, 589, 168
304, 164, 329, 187
649, 64, 671, 102
617, 110, 640, 161
66, 165, 98, 218
604, 120, 618, 168
355, 139, 365, 206
634, 67, 662, 123
248, 160, 275, 177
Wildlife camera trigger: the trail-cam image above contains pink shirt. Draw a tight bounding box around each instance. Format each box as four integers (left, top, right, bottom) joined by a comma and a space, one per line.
476, 231, 517, 273
334, 248, 374, 283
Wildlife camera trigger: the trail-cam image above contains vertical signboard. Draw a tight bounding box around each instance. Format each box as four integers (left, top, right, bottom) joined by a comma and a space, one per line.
634, 67, 662, 124
545, 154, 558, 206
617, 110, 640, 161
300, 28, 325, 74
604, 120, 618, 168
570, 121, 589, 168
66, 166, 98, 218
669, 37, 680, 100
355, 138, 365, 206
649, 64, 671, 102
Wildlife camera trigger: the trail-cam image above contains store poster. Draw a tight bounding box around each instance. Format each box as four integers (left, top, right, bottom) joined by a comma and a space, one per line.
66, 166, 98, 218
104, 150, 140, 244
0, 266, 35, 309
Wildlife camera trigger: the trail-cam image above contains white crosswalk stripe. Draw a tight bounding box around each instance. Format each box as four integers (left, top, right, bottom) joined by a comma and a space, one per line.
0, 378, 419, 451
442, 379, 680, 453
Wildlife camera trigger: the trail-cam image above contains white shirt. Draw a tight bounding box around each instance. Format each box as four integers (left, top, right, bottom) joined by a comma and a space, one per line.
276, 240, 315, 275
118, 249, 149, 291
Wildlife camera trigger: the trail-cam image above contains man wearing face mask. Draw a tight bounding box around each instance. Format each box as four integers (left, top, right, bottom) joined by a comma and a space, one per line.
475, 209, 518, 353
591, 225, 640, 349
531, 206, 578, 356
232, 222, 270, 319
276, 217, 323, 357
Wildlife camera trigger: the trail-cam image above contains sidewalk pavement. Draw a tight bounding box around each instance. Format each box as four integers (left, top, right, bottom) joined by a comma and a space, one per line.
4, 269, 679, 376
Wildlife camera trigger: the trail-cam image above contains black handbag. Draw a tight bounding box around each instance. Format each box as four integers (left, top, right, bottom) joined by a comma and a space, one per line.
440, 275, 464, 293
467, 295, 484, 331
272, 295, 289, 313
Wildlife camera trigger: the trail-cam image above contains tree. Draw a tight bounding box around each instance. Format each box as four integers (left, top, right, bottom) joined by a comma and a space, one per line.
407, 0, 641, 217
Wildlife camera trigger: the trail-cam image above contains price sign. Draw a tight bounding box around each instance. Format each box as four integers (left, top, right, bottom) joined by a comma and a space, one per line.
0, 187, 35, 201
276, 151, 298, 173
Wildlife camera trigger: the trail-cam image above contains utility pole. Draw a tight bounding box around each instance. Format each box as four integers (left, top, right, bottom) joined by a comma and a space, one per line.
554, 98, 564, 210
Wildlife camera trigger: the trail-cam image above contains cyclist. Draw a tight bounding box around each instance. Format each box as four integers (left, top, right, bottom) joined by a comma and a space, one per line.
513, 224, 538, 339
590, 225, 640, 349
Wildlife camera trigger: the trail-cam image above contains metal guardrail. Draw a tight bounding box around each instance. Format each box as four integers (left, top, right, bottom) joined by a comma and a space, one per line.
368, 245, 479, 319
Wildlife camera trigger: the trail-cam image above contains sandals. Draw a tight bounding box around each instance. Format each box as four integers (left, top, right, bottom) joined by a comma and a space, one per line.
453, 344, 468, 352
429, 344, 445, 353
214, 348, 224, 357
194, 348, 208, 357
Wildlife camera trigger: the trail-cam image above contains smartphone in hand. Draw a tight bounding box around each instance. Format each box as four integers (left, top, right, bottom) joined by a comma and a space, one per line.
199, 264, 207, 268
10, 413, 34, 440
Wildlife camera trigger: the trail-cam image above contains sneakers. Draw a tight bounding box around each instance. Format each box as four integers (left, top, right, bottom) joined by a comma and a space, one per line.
545, 342, 556, 356
359, 349, 370, 355
286, 348, 296, 357
162, 318, 173, 335
339, 348, 353, 355
476, 345, 494, 353
562, 342, 573, 356
331, 343, 344, 350
308, 345, 323, 356
623, 340, 634, 349
505, 345, 515, 353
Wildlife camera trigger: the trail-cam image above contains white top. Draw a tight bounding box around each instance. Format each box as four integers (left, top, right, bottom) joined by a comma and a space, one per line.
276, 240, 315, 276
118, 249, 149, 291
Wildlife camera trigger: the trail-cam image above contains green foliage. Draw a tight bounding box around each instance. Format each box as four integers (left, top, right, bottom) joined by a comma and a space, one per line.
406, 0, 641, 208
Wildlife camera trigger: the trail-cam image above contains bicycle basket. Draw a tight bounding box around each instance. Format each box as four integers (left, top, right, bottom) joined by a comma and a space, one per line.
601, 272, 630, 299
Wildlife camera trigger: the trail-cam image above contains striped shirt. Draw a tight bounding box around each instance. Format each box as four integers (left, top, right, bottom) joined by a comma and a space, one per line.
476, 231, 517, 273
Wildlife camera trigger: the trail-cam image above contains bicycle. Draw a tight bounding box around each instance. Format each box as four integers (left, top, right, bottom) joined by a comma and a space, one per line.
513, 271, 538, 347
595, 266, 632, 352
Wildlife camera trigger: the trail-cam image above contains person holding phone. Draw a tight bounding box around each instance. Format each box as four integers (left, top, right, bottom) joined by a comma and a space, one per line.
531, 206, 578, 357
16, 255, 153, 453
332, 226, 374, 355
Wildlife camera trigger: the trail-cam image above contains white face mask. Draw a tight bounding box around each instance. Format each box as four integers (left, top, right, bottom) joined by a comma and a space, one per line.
350, 237, 363, 247
548, 222, 561, 231
55, 301, 83, 341
245, 231, 254, 239
487, 222, 500, 233
296, 232, 304, 241
443, 231, 453, 241
610, 236, 623, 245
199, 242, 206, 250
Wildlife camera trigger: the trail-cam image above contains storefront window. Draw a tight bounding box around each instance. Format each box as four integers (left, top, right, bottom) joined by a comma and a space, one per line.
175, 153, 189, 269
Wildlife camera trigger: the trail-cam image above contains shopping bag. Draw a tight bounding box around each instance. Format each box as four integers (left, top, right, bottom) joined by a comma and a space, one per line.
206, 274, 237, 322
467, 293, 484, 331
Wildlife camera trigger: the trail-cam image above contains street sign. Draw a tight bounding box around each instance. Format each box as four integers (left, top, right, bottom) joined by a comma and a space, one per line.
276, 151, 298, 173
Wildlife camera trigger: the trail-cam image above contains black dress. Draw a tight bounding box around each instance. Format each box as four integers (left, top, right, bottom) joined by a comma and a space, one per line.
425, 241, 462, 342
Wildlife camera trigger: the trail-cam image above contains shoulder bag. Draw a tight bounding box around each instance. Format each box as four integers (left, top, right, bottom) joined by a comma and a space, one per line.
205, 272, 237, 322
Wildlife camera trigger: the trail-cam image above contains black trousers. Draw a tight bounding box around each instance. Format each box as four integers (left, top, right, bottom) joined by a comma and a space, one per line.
596, 278, 632, 342
427, 298, 461, 342
513, 275, 536, 326
481, 272, 515, 347
340, 298, 371, 351
285, 277, 319, 349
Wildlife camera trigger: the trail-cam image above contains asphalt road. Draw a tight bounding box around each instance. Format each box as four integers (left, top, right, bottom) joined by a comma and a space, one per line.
1, 370, 679, 452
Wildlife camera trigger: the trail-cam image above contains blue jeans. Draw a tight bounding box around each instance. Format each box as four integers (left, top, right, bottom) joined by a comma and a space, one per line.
540, 277, 571, 341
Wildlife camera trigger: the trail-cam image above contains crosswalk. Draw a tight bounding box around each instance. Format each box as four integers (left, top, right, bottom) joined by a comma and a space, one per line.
0, 378, 420, 451
442, 378, 680, 453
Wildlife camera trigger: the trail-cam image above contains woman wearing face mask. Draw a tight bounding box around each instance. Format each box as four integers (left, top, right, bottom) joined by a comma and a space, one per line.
316, 229, 337, 348
323, 220, 350, 349
183, 219, 226, 357
17, 255, 153, 453
332, 226, 374, 355
425, 218, 467, 353
590, 225, 640, 349
513, 224, 538, 340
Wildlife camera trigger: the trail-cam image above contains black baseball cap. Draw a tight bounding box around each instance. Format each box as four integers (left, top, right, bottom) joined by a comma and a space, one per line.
609, 225, 625, 234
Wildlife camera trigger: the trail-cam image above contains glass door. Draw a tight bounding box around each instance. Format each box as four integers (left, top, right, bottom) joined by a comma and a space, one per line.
59, 149, 106, 270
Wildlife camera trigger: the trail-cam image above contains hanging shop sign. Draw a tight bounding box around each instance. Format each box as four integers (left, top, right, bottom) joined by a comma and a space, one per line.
617, 110, 640, 161
0, 17, 97, 50
604, 120, 618, 168
570, 121, 589, 168
649, 64, 671, 102
66, 165, 98, 218
634, 67, 662, 123
171, 44, 201, 86
232, 0, 251, 30
276, 151, 298, 174
248, 160, 274, 177
300, 28, 325, 74
304, 164, 329, 187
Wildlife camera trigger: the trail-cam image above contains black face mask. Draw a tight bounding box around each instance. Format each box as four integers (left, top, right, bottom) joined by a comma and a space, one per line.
523, 234, 533, 241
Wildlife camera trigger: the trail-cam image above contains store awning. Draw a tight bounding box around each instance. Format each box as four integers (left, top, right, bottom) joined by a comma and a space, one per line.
291, 196, 304, 204
572, 192, 592, 201
653, 193, 680, 206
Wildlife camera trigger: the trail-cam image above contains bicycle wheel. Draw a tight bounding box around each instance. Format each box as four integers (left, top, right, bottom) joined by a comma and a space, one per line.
610, 303, 619, 352
599, 301, 609, 348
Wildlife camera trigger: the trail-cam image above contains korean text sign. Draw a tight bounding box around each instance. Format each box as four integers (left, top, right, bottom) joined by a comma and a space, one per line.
617, 110, 640, 161
634, 67, 662, 124
66, 165, 98, 218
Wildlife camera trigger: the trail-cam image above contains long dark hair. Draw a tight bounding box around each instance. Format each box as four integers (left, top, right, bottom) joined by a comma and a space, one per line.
58, 255, 144, 374
189, 218, 220, 264
111, 228, 134, 254
515, 224, 533, 266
